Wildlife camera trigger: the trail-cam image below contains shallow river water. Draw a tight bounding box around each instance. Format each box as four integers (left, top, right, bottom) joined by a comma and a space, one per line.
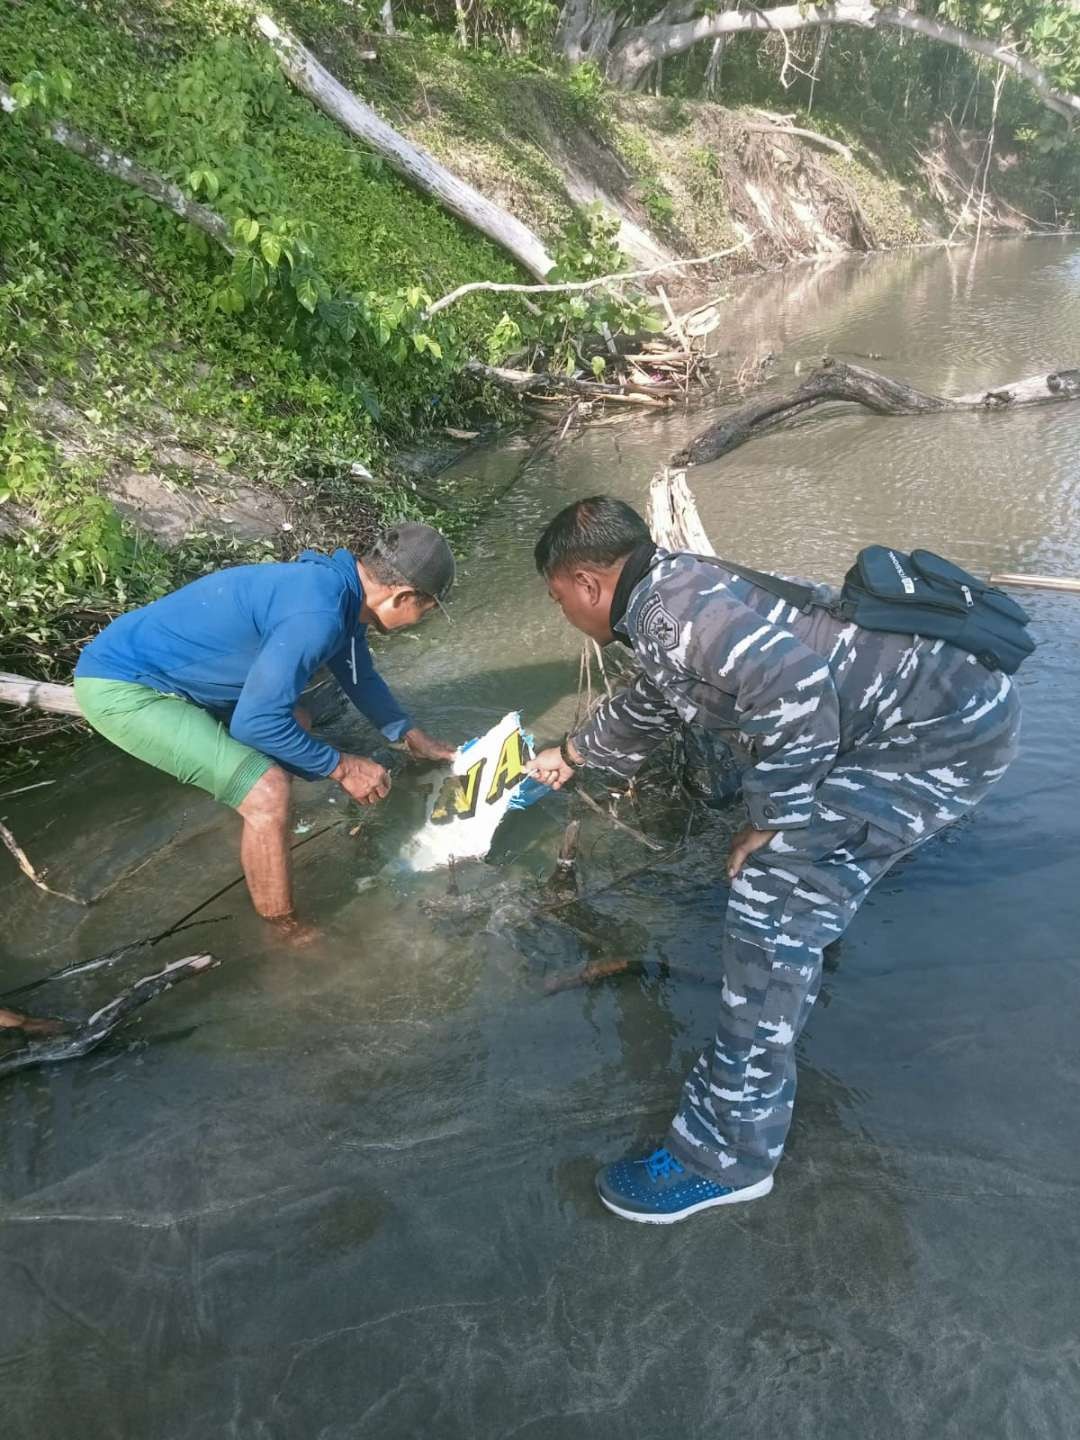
2, 236, 1079, 1439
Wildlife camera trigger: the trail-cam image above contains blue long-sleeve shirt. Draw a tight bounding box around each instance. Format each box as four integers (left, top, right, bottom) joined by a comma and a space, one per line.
75, 548, 413, 777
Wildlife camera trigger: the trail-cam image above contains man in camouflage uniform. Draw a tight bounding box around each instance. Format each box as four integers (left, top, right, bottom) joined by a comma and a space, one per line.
528, 496, 1020, 1225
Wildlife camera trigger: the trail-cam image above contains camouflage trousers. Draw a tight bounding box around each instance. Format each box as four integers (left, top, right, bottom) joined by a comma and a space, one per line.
666, 672, 1022, 1188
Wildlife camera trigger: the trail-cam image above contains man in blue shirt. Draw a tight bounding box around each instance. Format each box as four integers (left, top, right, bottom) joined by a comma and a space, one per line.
74, 523, 456, 936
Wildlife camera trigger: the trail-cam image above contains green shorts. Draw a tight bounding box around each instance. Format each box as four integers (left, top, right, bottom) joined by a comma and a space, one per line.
74, 677, 272, 809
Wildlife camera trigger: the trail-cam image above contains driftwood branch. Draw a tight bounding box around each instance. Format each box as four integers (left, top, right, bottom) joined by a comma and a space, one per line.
254, 14, 554, 279
675, 360, 1080, 467
0, 85, 236, 253
0, 818, 88, 906
464, 361, 676, 407
425, 236, 755, 317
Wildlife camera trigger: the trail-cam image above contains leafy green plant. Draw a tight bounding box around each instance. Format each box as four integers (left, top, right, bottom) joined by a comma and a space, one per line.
639, 177, 676, 228
486, 205, 663, 375
6, 63, 72, 114
566, 61, 610, 119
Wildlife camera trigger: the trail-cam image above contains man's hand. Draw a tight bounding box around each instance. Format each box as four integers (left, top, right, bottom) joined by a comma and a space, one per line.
526, 744, 577, 791
403, 727, 455, 763
331, 753, 392, 805
726, 823, 777, 879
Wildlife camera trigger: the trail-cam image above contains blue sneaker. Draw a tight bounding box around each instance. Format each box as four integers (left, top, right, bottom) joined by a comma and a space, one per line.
596, 1146, 773, 1224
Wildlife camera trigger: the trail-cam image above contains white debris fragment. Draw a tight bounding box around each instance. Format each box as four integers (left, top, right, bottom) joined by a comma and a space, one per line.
399, 711, 544, 872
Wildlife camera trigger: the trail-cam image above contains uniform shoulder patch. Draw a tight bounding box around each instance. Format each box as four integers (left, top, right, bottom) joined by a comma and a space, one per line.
637, 592, 680, 650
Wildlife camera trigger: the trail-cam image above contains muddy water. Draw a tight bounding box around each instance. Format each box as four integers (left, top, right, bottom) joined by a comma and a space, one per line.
2, 236, 1079, 1440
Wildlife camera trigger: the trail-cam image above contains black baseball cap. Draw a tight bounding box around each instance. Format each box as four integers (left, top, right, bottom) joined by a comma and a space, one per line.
373, 522, 456, 617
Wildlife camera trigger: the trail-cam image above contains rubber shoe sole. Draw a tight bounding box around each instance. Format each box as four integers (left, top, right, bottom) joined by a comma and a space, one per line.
597, 1172, 774, 1224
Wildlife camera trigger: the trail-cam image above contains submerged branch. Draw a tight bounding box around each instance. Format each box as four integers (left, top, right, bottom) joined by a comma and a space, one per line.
0, 953, 220, 1078
573, 785, 666, 852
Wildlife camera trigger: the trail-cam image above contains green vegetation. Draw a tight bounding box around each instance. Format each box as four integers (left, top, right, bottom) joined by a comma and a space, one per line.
0, 0, 647, 770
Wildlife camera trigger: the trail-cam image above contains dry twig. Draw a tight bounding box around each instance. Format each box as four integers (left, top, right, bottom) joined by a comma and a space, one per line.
0, 818, 88, 906
426, 237, 755, 317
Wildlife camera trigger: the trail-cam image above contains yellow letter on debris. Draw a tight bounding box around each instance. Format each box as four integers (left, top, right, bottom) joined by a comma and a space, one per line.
485, 730, 528, 805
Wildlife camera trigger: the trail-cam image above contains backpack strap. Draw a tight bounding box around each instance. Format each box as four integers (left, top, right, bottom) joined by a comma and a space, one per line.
709, 557, 818, 614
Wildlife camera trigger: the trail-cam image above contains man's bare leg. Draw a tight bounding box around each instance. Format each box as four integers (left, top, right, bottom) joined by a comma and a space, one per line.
236, 766, 296, 922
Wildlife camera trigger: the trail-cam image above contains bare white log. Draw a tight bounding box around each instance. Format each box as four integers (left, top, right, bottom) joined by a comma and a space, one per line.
988, 573, 1080, 593
254, 14, 555, 280
954, 371, 1080, 407
0, 671, 82, 716
645, 475, 1080, 601
605, 3, 1080, 122
0, 84, 236, 252
425, 235, 754, 316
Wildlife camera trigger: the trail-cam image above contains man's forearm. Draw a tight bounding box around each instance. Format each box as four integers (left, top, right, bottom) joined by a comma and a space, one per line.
572, 676, 679, 779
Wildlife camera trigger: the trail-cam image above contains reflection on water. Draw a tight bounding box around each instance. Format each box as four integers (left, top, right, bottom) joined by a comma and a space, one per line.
2, 237, 1079, 1439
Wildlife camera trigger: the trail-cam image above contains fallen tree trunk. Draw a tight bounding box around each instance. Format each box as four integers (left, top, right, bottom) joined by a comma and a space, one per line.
254, 14, 555, 280
1, 84, 236, 252
0, 671, 81, 716
674, 360, 1080, 467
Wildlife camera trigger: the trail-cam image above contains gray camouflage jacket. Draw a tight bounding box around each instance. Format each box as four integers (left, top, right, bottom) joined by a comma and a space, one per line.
571, 546, 993, 830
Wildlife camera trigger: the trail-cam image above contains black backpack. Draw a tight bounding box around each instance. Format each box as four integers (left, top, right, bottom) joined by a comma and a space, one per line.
718, 546, 1036, 675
